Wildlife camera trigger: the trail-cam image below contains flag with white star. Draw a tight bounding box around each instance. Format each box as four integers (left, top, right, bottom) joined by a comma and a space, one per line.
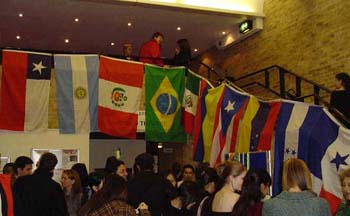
0, 50, 51, 132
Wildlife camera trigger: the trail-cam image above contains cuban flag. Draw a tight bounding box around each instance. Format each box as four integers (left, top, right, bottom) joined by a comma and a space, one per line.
0, 50, 51, 132
210, 85, 249, 166
273, 100, 350, 214
54, 54, 99, 133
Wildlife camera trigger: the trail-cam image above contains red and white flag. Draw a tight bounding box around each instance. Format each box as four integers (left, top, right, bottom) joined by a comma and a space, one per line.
98, 56, 144, 138
0, 50, 52, 132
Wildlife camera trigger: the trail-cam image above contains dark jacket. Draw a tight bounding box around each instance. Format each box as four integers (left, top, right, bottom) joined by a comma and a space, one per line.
128, 171, 170, 216
172, 51, 191, 67
13, 169, 69, 216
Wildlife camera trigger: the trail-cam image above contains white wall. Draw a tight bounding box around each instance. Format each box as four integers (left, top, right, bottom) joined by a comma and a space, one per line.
0, 130, 90, 169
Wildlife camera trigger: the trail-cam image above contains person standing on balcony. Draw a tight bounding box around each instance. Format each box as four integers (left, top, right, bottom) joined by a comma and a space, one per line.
171, 38, 192, 67
330, 72, 350, 128
139, 32, 164, 67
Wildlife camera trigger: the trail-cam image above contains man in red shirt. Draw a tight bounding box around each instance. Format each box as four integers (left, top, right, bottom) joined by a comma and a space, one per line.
139, 32, 164, 66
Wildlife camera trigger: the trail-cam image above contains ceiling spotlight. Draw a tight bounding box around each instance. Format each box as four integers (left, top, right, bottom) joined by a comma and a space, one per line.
74, 18, 79, 22
222, 31, 226, 35
127, 22, 132, 26
177, 26, 181, 31
194, 48, 198, 52
64, 39, 69, 43
110, 42, 115, 46
16, 35, 20, 40
157, 143, 163, 149
18, 13, 23, 17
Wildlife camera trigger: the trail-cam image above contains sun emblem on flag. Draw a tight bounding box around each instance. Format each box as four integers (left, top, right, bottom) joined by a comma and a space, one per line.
75, 87, 87, 99
111, 87, 128, 107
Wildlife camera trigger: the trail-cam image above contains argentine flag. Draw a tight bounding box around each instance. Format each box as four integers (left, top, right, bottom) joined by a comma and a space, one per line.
54, 54, 99, 133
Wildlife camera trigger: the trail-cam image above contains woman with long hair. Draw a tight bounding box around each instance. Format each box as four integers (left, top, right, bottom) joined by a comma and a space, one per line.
330, 72, 350, 127
72, 163, 90, 205
262, 158, 331, 216
335, 168, 350, 216
172, 38, 192, 67
211, 160, 246, 214
61, 169, 83, 216
79, 174, 150, 216
232, 169, 271, 216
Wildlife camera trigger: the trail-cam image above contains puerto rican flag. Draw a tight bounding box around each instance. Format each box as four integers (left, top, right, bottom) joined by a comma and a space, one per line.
273, 100, 350, 214
0, 50, 51, 132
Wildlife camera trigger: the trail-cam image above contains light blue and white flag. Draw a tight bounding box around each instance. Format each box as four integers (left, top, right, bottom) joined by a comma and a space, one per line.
54, 54, 99, 133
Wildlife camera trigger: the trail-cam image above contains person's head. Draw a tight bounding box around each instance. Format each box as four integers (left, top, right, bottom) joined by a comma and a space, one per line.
335, 73, 350, 91
14, 156, 33, 177
339, 169, 350, 201
217, 160, 246, 192
178, 181, 201, 211
164, 171, 177, 188
71, 163, 89, 187
123, 43, 133, 57
88, 171, 105, 193
182, 164, 195, 182
176, 38, 191, 55
282, 158, 312, 191
37, 152, 57, 172
134, 153, 154, 172
232, 169, 272, 216
152, 32, 164, 45
197, 167, 219, 194
61, 169, 82, 195
104, 156, 128, 180
3, 163, 15, 175
82, 174, 128, 214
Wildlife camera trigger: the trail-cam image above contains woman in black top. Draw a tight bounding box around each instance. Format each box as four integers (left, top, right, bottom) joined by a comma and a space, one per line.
172, 39, 192, 67
330, 72, 350, 128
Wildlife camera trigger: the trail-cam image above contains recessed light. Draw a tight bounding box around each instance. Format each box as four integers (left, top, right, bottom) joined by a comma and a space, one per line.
177, 26, 181, 31
127, 22, 132, 26
110, 42, 115, 46
64, 39, 69, 43
194, 48, 198, 52
74, 18, 79, 22
16, 35, 20, 40
222, 31, 226, 35
18, 13, 23, 18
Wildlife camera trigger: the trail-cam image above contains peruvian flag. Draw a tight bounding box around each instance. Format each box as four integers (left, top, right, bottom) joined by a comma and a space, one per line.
0, 50, 51, 132
98, 56, 144, 139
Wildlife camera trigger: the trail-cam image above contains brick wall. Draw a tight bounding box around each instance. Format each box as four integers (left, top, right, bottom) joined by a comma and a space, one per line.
197, 0, 350, 91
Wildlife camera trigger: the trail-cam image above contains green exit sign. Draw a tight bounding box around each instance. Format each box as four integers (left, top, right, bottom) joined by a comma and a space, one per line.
239, 20, 253, 34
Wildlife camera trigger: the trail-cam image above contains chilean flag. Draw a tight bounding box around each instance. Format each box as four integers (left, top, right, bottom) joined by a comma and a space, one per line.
0, 50, 51, 132
98, 56, 144, 139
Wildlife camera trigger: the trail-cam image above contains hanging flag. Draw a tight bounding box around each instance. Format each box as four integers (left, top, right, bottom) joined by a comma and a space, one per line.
0, 50, 51, 132
210, 85, 249, 166
272, 101, 326, 195
193, 81, 210, 162
235, 96, 260, 153
182, 70, 210, 134
145, 65, 186, 142
201, 84, 226, 162
236, 151, 271, 171
98, 56, 144, 139
54, 54, 99, 133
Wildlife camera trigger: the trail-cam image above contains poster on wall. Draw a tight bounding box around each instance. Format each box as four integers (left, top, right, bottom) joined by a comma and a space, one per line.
31, 149, 79, 183
0, 157, 11, 173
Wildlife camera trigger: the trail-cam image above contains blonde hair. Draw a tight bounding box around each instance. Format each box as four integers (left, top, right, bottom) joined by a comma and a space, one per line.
339, 169, 350, 183
63, 169, 82, 195
217, 160, 245, 183
282, 158, 312, 191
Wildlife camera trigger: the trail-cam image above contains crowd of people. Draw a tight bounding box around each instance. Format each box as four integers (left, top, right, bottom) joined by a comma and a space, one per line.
1, 152, 350, 216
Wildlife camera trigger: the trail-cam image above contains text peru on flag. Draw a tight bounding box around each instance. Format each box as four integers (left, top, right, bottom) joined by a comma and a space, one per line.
98, 56, 144, 139
0, 50, 52, 132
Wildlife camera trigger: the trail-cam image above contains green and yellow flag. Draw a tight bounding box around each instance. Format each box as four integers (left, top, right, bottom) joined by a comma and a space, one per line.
145, 65, 186, 143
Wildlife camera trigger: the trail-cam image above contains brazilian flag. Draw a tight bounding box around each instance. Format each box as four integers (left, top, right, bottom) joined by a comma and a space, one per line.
145, 65, 186, 143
